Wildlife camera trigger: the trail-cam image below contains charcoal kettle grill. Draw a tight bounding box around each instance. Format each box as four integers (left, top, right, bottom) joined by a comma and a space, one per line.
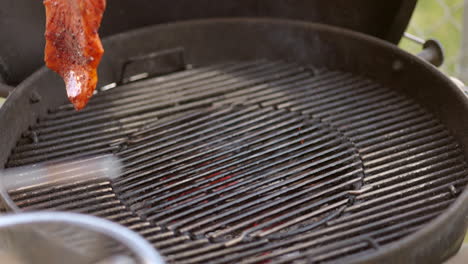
1, 1, 468, 263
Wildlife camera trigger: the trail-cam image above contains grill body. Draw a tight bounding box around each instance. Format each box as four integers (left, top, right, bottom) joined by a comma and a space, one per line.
1, 19, 468, 263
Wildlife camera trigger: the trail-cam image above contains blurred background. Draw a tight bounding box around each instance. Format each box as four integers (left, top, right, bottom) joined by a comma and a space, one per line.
400, 0, 466, 81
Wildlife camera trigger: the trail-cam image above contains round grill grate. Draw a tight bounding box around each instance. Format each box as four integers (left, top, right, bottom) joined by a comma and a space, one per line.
116, 106, 363, 243
5, 61, 468, 263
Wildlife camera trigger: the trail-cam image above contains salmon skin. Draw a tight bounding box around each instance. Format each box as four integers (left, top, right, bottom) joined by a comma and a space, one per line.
43, 0, 106, 110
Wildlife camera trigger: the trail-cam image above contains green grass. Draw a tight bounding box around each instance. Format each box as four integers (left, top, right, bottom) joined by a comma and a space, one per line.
399, 0, 463, 77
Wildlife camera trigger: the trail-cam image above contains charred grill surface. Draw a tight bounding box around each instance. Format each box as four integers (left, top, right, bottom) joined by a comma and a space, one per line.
6, 61, 468, 263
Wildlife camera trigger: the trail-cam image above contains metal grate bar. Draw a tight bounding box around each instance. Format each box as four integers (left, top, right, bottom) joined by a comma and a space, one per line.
364, 138, 457, 170
360, 131, 449, 164
145, 139, 354, 219
172, 240, 269, 264
13, 128, 136, 154
123, 109, 212, 141
358, 125, 446, 154
159, 239, 209, 255
10, 130, 134, 160
159, 160, 354, 230
364, 143, 459, 175
365, 163, 465, 195
349, 177, 468, 212
281, 82, 377, 112
46, 61, 265, 115
15, 185, 114, 209
140, 128, 351, 206
200, 168, 362, 240
321, 226, 419, 262
8, 143, 121, 166
119, 116, 326, 192
337, 106, 425, 135
9, 178, 111, 200
329, 190, 455, 226
49, 62, 240, 113
117, 109, 300, 193
363, 149, 462, 183
7, 146, 120, 167
257, 74, 365, 108
351, 116, 437, 149
223, 204, 448, 264
138, 130, 344, 212
118, 105, 270, 167
299, 85, 390, 116
151, 235, 191, 248
187, 192, 350, 237
317, 94, 408, 121
29, 119, 125, 138
195, 210, 438, 264
37, 63, 301, 128
168, 243, 226, 262
326, 198, 455, 237
94, 62, 267, 100
53, 62, 257, 113
361, 166, 465, 200
221, 71, 326, 106
118, 119, 313, 194
327, 100, 415, 129
5, 61, 468, 263
283, 214, 437, 264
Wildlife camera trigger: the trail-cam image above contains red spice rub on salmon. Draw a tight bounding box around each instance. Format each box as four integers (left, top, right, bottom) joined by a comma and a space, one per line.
43, 0, 106, 110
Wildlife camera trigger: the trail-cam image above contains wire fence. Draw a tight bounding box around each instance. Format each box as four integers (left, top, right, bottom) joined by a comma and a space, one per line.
400, 0, 466, 81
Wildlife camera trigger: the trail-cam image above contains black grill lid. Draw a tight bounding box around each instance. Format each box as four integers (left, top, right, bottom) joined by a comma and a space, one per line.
102, 0, 417, 44
0, 0, 416, 85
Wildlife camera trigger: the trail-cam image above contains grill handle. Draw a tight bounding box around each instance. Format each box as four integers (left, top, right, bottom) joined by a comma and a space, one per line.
403, 32, 445, 67
117, 47, 186, 85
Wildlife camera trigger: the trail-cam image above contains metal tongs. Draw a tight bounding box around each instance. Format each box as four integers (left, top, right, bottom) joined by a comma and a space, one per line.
0, 155, 122, 211
0, 155, 164, 264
